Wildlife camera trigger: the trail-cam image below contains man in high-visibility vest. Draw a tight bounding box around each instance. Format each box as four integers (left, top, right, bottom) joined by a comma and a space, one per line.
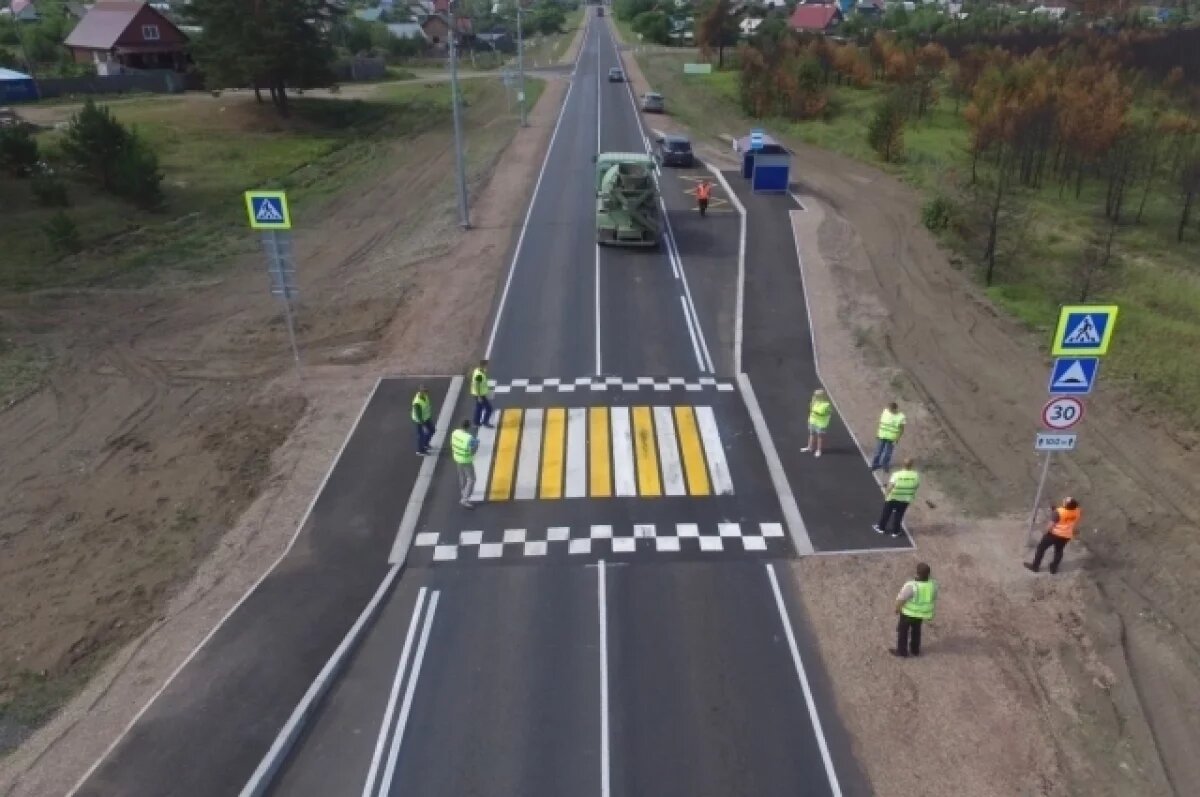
869, 402, 906, 473
451, 419, 479, 509
470, 358, 493, 428
800, 387, 833, 458
696, 179, 712, 217
893, 562, 936, 657
1025, 497, 1081, 574
412, 385, 435, 456
874, 458, 919, 537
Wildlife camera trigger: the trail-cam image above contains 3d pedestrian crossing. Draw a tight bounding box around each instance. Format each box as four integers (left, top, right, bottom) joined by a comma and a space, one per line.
470, 405, 733, 502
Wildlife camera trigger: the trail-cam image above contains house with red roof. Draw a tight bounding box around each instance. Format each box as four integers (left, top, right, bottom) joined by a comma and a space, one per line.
788, 2, 843, 33
1, 0, 40, 23
64, 1, 189, 75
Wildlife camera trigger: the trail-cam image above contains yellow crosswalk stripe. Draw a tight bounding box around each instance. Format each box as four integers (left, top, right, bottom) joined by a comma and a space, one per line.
589, 407, 612, 498
631, 406, 662, 497
540, 408, 566, 499
489, 408, 522, 501
673, 405, 711, 496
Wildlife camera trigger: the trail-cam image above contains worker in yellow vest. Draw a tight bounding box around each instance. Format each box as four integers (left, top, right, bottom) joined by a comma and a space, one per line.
869, 402, 906, 473
412, 386, 435, 455
451, 419, 479, 509
800, 388, 833, 458
1025, 497, 1081, 574
893, 562, 936, 658
874, 458, 919, 537
470, 358, 494, 428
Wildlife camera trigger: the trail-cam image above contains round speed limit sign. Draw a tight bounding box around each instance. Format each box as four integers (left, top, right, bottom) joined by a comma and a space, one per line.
1042, 396, 1084, 430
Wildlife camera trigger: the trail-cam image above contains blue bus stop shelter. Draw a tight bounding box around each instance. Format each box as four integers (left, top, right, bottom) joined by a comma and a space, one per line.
734, 131, 791, 194
0, 68, 38, 103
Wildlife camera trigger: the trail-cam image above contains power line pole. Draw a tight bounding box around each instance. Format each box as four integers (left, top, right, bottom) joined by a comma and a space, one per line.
517, 0, 527, 127
448, 0, 470, 228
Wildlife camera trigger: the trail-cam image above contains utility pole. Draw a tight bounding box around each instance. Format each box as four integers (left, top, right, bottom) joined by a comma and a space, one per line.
517, 0, 527, 127
448, 0, 470, 228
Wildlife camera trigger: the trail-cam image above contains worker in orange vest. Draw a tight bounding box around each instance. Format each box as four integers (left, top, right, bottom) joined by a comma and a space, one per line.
1025, 497, 1080, 574
696, 179, 712, 217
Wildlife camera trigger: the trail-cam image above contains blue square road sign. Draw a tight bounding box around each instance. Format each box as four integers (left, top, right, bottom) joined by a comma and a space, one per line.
244, 190, 292, 230
1048, 357, 1099, 395
1051, 304, 1117, 356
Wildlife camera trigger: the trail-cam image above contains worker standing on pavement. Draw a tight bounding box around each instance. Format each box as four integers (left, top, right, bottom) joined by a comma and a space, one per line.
869, 402, 906, 473
800, 388, 832, 458
470, 358, 493, 428
412, 385, 435, 456
1024, 497, 1081, 575
696, 179, 712, 217
874, 458, 919, 537
451, 419, 479, 509
893, 562, 937, 658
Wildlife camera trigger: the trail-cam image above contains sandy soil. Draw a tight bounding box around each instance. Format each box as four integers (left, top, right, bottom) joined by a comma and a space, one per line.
0, 63, 572, 796
613, 24, 1200, 797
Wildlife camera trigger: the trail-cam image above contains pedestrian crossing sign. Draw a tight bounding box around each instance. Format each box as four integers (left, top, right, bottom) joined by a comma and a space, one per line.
244, 190, 292, 230
1051, 304, 1118, 356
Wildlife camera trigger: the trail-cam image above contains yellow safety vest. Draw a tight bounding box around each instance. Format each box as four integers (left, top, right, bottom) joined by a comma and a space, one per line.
411, 393, 431, 423
877, 409, 905, 441
809, 398, 832, 430
901, 580, 936, 620
451, 429, 475, 464
887, 469, 920, 503
470, 367, 489, 398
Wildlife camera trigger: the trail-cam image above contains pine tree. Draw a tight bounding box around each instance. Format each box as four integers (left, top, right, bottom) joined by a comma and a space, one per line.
868, 92, 906, 163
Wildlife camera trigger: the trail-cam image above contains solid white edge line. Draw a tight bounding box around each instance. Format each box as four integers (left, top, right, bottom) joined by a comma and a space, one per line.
710, 166, 746, 375
67, 377, 385, 797
737, 373, 813, 555
788, 211, 916, 546
598, 560, 611, 797
389, 375, 465, 564
595, 243, 603, 375
484, 69, 578, 358
679, 296, 704, 371
239, 563, 403, 797
360, 587, 428, 797
378, 590, 440, 795
765, 564, 843, 797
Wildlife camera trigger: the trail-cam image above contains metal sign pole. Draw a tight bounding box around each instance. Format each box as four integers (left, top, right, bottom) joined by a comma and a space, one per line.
263, 230, 302, 377
1024, 451, 1052, 548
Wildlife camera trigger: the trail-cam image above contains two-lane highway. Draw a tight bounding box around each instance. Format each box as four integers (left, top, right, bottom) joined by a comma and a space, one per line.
270, 15, 860, 797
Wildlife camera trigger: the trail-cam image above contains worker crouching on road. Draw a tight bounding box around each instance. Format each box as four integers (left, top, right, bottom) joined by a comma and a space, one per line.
1024, 497, 1080, 575
696, 179, 712, 217
470, 358, 494, 428
893, 562, 937, 658
800, 388, 832, 458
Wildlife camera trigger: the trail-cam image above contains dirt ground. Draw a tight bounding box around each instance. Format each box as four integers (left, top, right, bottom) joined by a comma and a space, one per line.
0, 55, 573, 795
615, 29, 1200, 797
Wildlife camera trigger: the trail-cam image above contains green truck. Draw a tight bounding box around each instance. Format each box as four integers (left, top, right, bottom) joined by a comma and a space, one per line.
595, 152, 660, 247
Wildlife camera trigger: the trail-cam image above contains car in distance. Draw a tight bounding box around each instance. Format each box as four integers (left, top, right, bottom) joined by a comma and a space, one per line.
640, 92, 665, 113
655, 134, 694, 168
607, 67, 624, 82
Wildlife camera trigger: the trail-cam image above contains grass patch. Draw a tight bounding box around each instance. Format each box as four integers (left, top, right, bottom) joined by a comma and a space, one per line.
0, 341, 52, 406
0, 82, 498, 292
630, 49, 1200, 426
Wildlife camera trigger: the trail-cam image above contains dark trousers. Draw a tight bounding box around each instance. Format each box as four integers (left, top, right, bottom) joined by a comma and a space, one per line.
698, 197, 709, 217
414, 420, 434, 453
473, 395, 493, 427
896, 614, 923, 656
877, 499, 909, 536
870, 438, 896, 471
1031, 532, 1070, 573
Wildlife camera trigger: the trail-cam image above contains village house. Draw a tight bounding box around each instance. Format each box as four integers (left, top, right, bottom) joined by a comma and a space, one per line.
788, 2, 843, 33
63, 0, 189, 75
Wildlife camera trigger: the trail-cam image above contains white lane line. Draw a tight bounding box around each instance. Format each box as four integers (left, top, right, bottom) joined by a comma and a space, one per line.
391, 376, 465, 564
514, 408, 544, 500
610, 406, 637, 496
360, 587, 428, 797
77, 377, 384, 797
679, 296, 704, 370
710, 166, 746, 374
661, 202, 714, 373
695, 405, 733, 495
566, 407, 588, 498
737, 373, 813, 555
470, 415, 498, 502
598, 559, 612, 797
595, 243, 603, 375
378, 590, 440, 796
239, 564, 401, 797
484, 63, 577, 357
765, 565, 843, 797
654, 405, 686, 496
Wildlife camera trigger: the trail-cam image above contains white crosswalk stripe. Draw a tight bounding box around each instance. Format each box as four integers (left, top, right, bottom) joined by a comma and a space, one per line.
514, 408, 543, 500
610, 407, 637, 497
565, 408, 587, 498
695, 406, 733, 495
653, 406, 687, 496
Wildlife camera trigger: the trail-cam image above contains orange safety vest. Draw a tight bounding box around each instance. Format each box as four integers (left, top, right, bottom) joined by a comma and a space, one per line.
697, 182, 712, 201
1051, 506, 1080, 539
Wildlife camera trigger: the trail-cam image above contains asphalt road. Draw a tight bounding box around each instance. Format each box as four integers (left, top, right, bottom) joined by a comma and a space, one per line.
272, 16, 864, 797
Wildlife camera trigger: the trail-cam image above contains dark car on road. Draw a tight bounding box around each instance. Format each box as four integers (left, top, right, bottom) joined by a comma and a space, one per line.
655, 134, 695, 167
607, 67, 624, 82
640, 92, 665, 113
